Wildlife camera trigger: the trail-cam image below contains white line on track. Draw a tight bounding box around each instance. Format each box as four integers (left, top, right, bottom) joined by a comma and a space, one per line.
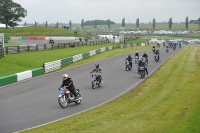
15, 48, 182, 133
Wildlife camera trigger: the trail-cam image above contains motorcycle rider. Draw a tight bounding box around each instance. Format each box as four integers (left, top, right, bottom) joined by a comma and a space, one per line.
157, 43, 160, 49
135, 51, 139, 63
154, 49, 160, 60
90, 64, 102, 83
152, 46, 156, 53
125, 55, 133, 68
138, 58, 148, 75
142, 52, 148, 64
59, 74, 79, 100
49, 38, 54, 44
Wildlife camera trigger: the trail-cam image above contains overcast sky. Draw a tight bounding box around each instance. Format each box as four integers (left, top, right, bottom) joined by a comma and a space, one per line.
13, 0, 200, 24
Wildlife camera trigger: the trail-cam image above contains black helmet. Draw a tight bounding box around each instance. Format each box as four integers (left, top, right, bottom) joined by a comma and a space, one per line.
128, 55, 131, 58
95, 64, 99, 68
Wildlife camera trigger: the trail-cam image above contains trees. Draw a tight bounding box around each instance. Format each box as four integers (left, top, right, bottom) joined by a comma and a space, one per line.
95, 19, 97, 29
0, 0, 27, 29
45, 21, 48, 27
84, 20, 114, 26
56, 21, 59, 28
136, 18, 139, 28
169, 18, 172, 29
108, 19, 110, 28
69, 20, 72, 29
24, 21, 26, 26
122, 18, 125, 27
35, 21, 37, 26
81, 19, 84, 29
152, 18, 156, 29
185, 16, 189, 29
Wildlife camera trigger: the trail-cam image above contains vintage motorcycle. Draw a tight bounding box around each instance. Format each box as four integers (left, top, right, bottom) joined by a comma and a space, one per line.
58, 87, 82, 108
91, 72, 102, 89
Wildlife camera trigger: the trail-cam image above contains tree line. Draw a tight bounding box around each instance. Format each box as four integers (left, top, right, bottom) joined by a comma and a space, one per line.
0, 0, 196, 30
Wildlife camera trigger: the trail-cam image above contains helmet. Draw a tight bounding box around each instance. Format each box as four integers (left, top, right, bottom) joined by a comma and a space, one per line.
95, 64, 99, 68
136, 51, 138, 53
63, 74, 69, 80
128, 55, 131, 58
144, 52, 146, 55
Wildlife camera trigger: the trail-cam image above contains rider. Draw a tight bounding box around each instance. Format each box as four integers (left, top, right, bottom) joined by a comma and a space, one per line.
135, 51, 139, 63
90, 64, 102, 83
138, 58, 148, 75
142, 52, 148, 64
154, 49, 160, 60
157, 43, 160, 50
59, 74, 79, 100
152, 46, 156, 53
125, 55, 133, 68
49, 38, 54, 44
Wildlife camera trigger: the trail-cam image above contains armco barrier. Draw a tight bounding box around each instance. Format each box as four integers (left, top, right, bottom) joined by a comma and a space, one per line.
96, 49, 101, 54
32, 67, 44, 77
0, 74, 17, 86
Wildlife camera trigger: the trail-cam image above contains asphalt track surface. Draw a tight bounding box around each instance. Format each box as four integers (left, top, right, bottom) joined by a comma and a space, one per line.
0, 46, 182, 133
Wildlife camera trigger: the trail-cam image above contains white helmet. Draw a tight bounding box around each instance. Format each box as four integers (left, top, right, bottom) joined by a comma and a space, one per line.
63, 74, 69, 80
136, 51, 138, 53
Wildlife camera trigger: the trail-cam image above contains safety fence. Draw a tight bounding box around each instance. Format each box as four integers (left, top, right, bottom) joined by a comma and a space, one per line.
0, 46, 4, 58
5, 40, 110, 54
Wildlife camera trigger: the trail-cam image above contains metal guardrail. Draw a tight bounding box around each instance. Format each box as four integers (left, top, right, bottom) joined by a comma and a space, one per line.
0, 46, 4, 58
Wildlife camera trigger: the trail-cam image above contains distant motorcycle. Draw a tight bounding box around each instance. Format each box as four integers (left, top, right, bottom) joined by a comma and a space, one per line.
135, 56, 139, 64
154, 54, 159, 62
152, 48, 155, 53
125, 60, 132, 71
49, 39, 54, 44
58, 87, 82, 108
91, 72, 102, 89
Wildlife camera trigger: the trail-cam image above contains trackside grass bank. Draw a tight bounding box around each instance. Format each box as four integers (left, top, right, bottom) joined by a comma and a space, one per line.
20, 45, 200, 133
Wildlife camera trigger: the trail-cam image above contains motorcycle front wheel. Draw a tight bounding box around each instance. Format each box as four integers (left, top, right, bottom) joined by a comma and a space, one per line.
58, 95, 68, 108
92, 81, 96, 89
75, 93, 82, 104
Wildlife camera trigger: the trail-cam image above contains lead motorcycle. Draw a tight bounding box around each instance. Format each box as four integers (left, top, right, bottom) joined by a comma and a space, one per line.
91, 72, 102, 89
125, 60, 132, 71
138, 65, 145, 79
58, 87, 82, 108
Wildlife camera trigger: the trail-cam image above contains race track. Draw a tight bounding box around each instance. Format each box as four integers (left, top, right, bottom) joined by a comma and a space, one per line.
0, 46, 182, 133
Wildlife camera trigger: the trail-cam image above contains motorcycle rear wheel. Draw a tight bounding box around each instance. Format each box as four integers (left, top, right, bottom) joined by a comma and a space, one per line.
92, 81, 96, 89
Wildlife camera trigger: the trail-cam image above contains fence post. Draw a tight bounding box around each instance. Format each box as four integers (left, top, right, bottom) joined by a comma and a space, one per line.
36, 45, 38, 51
28, 45, 30, 52
44, 44, 46, 50
58, 43, 60, 49
18, 46, 20, 53
6, 47, 8, 54
52, 44, 53, 50
64, 43, 66, 48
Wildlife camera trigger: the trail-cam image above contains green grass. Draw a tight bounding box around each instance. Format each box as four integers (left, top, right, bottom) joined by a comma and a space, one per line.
0, 26, 87, 37
0, 42, 152, 77
75, 23, 199, 31
125, 38, 145, 44
20, 45, 200, 133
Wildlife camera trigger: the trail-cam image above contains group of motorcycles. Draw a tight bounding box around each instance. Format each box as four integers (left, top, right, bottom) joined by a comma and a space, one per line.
58, 42, 182, 108
125, 56, 148, 79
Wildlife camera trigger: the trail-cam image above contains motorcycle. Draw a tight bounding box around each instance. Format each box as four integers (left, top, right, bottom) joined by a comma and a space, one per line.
125, 60, 132, 71
91, 72, 102, 89
135, 56, 139, 64
49, 39, 54, 44
154, 54, 159, 62
58, 87, 82, 108
152, 48, 155, 53
166, 47, 169, 53
138, 65, 145, 79
142, 57, 148, 65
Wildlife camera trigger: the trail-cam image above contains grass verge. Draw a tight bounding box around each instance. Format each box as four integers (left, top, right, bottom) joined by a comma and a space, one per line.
20, 45, 200, 133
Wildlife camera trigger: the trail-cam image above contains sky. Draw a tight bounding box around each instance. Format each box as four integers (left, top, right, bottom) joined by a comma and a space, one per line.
13, 0, 200, 24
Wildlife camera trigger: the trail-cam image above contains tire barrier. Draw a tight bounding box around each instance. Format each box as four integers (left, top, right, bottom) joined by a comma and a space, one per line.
44, 60, 61, 73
